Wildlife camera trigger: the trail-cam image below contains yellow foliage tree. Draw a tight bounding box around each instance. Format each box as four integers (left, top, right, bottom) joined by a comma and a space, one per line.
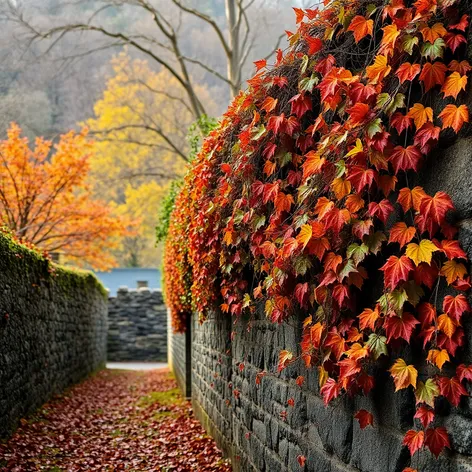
85, 52, 218, 267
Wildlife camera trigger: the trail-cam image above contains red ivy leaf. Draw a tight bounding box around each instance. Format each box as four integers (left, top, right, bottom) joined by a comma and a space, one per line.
424, 427, 450, 458
354, 409, 374, 429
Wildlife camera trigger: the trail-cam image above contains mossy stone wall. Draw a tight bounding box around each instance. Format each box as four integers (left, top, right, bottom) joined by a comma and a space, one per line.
0, 234, 108, 438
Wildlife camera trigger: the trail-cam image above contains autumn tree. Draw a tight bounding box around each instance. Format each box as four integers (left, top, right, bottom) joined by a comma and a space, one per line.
5, 0, 286, 123
0, 123, 129, 269
84, 52, 218, 266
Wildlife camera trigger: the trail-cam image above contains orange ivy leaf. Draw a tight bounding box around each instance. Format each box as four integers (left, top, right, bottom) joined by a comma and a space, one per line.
439, 104, 469, 133
296, 224, 313, 249
389, 223, 416, 248
419, 62, 447, 92
396, 63, 421, 83
354, 410, 374, 429
380, 24, 400, 56
403, 430, 425, 456
427, 348, 450, 369
389, 358, 418, 391
332, 177, 352, 199
348, 16, 374, 43
438, 313, 457, 338
421, 23, 447, 43
254, 59, 267, 71
407, 103, 433, 129
359, 306, 380, 330
441, 72, 468, 99
293, 7, 305, 24
440, 260, 468, 285
366, 55, 392, 84
261, 96, 279, 113
302, 151, 326, 179
345, 193, 365, 213
297, 455, 306, 467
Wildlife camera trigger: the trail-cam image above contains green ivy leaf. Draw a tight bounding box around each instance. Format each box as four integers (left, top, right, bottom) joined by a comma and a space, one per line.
367, 334, 388, 360
402, 35, 419, 55
347, 243, 369, 265
404, 280, 425, 307
376, 93, 391, 109
301, 54, 310, 74
415, 379, 439, 407
300, 74, 319, 93
421, 38, 446, 60
385, 93, 405, 116
366, 118, 383, 138
339, 259, 358, 280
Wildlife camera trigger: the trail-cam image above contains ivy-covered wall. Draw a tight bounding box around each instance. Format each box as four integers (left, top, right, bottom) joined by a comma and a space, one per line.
0, 235, 108, 438
170, 128, 472, 471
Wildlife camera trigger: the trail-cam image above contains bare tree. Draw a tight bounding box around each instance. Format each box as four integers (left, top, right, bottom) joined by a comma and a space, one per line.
5, 0, 285, 124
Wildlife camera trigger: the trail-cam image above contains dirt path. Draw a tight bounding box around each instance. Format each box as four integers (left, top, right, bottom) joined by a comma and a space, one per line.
0, 369, 231, 472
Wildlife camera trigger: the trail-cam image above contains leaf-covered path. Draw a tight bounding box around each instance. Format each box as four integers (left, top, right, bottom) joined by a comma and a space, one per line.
0, 369, 231, 472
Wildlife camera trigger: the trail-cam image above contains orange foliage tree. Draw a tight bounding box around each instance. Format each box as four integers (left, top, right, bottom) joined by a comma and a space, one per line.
0, 123, 128, 270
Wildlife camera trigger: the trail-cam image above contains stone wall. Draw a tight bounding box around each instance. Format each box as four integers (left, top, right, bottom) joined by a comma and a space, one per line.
168, 312, 192, 397
107, 287, 167, 362
0, 235, 108, 439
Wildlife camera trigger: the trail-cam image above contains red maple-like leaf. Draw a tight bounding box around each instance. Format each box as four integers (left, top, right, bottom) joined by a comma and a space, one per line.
384, 313, 420, 343
419, 62, 447, 91
419, 191, 454, 234
456, 364, 472, 383
414, 406, 435, 428
389, 145, 423, 173
354, 410, 374, 429
403, 430, 424, 456
424, 427, 450, 458
391, 112, 413, 134
347, 165, 377, 192
289, 94, 312, 118
368, 199, 394, 224
437, 376, 467, 406
443, 294, 470, 322
320, 378, 341, 405
381, 256, 414, 290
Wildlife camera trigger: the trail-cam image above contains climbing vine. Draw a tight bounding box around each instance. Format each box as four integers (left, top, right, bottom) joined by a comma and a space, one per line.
164, 0, 472, 466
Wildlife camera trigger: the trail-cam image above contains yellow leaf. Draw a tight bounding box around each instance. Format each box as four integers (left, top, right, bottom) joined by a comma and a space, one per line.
318, 365, 328, 388
405, 239, 439, 265
389, 358, 418, 391
346, 139, 364, 158
297, 224, 313, 249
